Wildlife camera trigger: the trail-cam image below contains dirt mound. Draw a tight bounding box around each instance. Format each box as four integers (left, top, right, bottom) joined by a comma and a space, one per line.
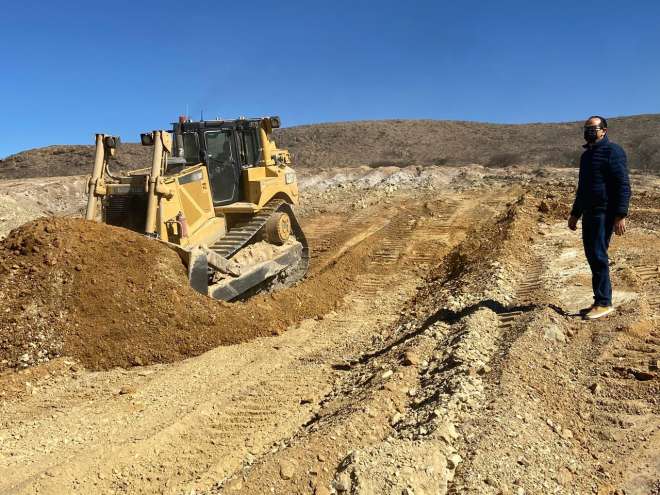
0, 213, 366, 372
0, 217, 220, 370
0, 218, 328, 372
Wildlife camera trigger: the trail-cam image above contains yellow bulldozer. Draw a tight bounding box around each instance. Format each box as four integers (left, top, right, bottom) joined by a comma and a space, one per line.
85, 116, 309, 301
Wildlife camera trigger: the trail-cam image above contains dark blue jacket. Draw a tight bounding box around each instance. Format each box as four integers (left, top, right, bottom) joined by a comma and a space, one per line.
571, 135, 631, 218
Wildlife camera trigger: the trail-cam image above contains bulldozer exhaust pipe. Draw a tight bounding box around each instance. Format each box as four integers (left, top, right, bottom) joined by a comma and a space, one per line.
85, 134, 105, 221
259, 126, 272, 165
144, 131, 164, 236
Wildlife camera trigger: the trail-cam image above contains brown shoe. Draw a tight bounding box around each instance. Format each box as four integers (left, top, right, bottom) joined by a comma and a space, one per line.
584, 305, 614, 320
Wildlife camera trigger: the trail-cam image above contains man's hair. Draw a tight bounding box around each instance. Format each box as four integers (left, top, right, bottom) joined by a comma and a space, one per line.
587, 115, 608, 128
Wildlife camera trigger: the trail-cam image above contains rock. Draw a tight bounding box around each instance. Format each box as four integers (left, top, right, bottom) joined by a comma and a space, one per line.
589, 382, 602, 394
279, 460, 296, 480
381, 370, 394, 379
544, 324, 566, 343
402, 351, 420, 366
130, 355, 144, 366
74, 264, 83, 271
560, 428, 573, 440
538, 200, 550, 213
335, 471, 352, 492
435, 421, 459, 442
447, 453, 462, 469
317, 453, 326, 462
556, 466, 573, 485
224, 478, 243, 491
391, 412, 403, 425
478, 364, 492, 374
384, 381, 398, 392
118, 386, 135, 395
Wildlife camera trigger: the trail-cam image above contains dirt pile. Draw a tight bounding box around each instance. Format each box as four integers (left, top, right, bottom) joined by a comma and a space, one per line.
0, 217, 225, 371
0, 215, 364, 372
0, 219, 305, 371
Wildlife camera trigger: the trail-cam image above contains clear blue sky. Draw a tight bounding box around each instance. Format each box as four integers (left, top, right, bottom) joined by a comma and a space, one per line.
1, 0, 659, 158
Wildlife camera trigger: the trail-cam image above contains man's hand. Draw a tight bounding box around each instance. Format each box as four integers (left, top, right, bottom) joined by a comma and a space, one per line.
568, 215, 578, 231
614, 216, 626, 235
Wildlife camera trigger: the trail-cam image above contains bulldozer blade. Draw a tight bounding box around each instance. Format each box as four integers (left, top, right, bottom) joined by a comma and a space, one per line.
208, 242, 303, 301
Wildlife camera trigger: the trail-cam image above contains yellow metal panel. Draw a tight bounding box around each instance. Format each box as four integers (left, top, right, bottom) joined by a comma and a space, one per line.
242, 165, 299, 206
157, 166, 216, 247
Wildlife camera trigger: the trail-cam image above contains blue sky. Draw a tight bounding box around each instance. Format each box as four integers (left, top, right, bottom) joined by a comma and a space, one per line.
1, 0, 659, 157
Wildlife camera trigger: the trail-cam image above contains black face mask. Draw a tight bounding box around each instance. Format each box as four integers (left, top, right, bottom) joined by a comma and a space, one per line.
584, 127, 601, 143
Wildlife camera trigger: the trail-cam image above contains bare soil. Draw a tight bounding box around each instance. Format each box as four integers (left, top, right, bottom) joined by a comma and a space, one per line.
0, 164, 658, 495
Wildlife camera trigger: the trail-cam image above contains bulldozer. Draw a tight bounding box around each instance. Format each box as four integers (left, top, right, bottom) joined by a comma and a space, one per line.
85, 116, 309, 301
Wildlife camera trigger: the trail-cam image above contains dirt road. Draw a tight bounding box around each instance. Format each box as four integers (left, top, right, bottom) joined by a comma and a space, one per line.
0, 166, 658, 495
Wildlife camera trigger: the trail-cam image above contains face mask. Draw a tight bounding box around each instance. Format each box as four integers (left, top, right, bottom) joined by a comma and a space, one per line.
584, 127, 600, 143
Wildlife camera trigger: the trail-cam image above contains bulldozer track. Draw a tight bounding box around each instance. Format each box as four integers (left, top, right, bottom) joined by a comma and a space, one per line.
514, 259, 546, 302
208, 200, 285, 259
632, 264, 660, 312
497, 310, 524, 329
208, 200, 310, 265
496, 258, 546, 329
405, 203, 458, 264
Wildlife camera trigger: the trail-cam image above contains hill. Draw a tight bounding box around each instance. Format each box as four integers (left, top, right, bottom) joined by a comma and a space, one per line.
1, 114, 658, 179
276, 114, 660, 172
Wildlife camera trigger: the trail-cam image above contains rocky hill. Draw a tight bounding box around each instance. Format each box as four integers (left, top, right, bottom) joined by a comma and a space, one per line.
1, 114, 659, 179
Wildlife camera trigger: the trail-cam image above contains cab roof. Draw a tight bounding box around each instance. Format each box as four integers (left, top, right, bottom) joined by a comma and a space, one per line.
174, 116, 280, 132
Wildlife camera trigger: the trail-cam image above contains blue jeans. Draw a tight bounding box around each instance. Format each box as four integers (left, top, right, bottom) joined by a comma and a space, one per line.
582, 211, 615, 307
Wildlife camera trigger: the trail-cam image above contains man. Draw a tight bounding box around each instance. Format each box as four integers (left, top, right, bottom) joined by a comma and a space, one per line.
568, 116, 631, 320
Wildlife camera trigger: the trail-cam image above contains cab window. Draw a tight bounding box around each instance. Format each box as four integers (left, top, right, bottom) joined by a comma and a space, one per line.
182, 133, 200, 163
206, 130, 233, 164
205, 130, 240, 204
238, 129, 259, 166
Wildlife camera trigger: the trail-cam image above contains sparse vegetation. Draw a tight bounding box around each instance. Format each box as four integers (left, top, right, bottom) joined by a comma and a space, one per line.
487, 152, 524, 168
1, 114, 659, 179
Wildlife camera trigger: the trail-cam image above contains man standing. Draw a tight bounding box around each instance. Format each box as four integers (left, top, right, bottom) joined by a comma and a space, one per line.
568, 116, 631, 320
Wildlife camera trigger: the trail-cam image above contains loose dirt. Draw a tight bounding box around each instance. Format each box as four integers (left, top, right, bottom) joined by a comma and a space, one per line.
0, 212, 373, 372
0, 165, 658, 495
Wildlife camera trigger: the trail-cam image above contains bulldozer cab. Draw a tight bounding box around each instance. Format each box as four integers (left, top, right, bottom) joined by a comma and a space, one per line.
174, 119, 264, 206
